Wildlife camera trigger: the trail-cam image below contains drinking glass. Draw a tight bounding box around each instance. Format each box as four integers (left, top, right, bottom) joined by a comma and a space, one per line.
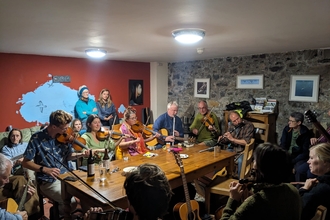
98, 162, 107, 183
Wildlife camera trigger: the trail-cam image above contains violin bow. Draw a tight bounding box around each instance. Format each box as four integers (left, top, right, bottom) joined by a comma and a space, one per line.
46, 153, 117, 209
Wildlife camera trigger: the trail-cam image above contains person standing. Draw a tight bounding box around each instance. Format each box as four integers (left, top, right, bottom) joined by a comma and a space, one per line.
190, 100, 220, 147
96, 89, 119, 127
153, 101, 184, 149
75, 85, 98, 130
22, 110, 89, 217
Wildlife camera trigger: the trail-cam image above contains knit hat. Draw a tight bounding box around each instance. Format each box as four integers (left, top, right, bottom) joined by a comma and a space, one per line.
78, 85, 88, 97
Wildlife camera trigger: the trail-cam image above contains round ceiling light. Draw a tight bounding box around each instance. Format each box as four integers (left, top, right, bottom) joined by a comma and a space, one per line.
85, 49, 107, 58
172, 28, 205, 44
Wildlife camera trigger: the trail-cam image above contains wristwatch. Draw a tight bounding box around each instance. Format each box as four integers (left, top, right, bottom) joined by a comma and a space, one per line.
39, 166, 44, 173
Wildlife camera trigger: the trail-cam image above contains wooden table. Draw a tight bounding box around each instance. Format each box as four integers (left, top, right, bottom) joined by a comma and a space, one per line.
58, 145, 236, 219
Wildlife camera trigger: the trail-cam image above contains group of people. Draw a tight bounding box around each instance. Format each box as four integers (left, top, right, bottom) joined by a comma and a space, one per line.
1, 91, 330, 219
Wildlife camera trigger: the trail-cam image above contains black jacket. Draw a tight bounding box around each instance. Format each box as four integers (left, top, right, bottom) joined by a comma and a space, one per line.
299, 173, 330, 220
280, 124, 313, 164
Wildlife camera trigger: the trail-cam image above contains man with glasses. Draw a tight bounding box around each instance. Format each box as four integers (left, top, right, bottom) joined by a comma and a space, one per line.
218, 111, 254, 179
190, 100, 220, 147
280, 112, 313, 181
22, 110, 89, 217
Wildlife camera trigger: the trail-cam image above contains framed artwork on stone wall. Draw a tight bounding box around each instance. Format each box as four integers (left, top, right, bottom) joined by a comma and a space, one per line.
289, 75, 319, 102
194, 78, 210, 98
236, 75, 264, 89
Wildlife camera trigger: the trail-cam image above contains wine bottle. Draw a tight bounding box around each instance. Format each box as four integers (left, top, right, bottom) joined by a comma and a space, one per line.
103, 148, 110, 172
87, 149, 95, 177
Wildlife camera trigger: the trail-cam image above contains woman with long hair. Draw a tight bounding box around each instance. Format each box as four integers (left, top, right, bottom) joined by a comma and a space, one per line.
220, 143, 301, 220
1, 128, 28, 175
96, 89, 119, 127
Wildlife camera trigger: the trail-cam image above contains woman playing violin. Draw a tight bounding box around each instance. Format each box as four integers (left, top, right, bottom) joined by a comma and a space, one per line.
189, 101, 220, 147
117, 107, 155, 159
220, 143, 301, 220
81, 114, 128, 163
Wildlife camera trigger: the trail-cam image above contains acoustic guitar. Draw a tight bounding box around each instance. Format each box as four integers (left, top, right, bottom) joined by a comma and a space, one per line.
304, 110, 330, 143
172, 151, 201, 220
0, 176, 32, 213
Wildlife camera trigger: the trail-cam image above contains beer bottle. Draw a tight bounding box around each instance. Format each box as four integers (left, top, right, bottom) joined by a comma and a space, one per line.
103, 148, 110, 172
87, 149, 95, 177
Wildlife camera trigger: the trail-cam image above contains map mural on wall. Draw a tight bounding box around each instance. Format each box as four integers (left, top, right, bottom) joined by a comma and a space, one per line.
16, 78, 95, 124
16, 76, 127, 125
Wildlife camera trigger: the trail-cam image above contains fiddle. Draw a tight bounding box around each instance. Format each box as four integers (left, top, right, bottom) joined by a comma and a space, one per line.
201, 112, 220, 136
96, 129, 136, 141
56, 127, 89, 151
131, 121, 155, 136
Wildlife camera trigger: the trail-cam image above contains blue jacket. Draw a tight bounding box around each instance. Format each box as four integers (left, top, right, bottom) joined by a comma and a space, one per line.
153, 113, 184, 138
0, 209, 22, 220
75, 98, 98, 121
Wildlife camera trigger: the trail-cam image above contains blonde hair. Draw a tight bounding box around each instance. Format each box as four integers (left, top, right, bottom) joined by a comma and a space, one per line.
98, 89, 112, 108
310, 142, 330, 163
124, 106, 137, 120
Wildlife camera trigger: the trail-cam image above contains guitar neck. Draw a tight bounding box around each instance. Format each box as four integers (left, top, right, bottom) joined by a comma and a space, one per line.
313, 122, 330, 143
18, 178, 31, 211
179, 165, 193, 214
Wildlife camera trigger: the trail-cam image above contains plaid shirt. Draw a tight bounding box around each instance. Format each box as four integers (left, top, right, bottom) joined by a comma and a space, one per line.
227, 119, 254, 151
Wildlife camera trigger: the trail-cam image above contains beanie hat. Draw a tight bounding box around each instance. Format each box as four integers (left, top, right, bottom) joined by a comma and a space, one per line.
78, 85, 88, 97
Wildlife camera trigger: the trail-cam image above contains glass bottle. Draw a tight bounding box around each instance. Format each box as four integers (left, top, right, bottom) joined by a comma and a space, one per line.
87, 149, 95, 177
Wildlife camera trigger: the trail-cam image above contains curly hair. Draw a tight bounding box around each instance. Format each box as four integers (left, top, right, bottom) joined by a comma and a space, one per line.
124, 163, 172, 220
123, 106, 137, 120
49, 110, 72, 127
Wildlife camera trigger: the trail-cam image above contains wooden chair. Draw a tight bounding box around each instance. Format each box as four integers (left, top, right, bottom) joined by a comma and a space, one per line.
312, 205, 327, 220
252, 122, 269, 145
112, 123, 122, 130
204, 138, 255, 213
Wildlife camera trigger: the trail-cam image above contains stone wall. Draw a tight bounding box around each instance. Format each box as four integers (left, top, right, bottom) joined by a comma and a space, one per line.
168, 49, 330, 144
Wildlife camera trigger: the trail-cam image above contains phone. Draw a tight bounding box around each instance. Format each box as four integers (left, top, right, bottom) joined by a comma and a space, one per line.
64, 176, 78, 182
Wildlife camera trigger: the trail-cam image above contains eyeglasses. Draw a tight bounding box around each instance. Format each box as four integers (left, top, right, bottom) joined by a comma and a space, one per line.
288, 120, 297, 123
129, 117, 137, 120
198, 107, 207, 110
231, 118, 240, 123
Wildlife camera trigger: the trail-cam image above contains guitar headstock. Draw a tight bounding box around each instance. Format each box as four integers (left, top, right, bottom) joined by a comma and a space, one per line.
304, 110, 317, 123
171, 151, 183, 168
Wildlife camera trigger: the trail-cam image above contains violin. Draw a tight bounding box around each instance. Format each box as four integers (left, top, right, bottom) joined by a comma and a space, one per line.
201, 112, 220, 136
131, 121, 154, 136
96, 129, 136, 140
56, 127, 89, 151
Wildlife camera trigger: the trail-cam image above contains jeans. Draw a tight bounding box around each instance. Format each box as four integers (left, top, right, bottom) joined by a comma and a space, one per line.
227, 148, 243, 179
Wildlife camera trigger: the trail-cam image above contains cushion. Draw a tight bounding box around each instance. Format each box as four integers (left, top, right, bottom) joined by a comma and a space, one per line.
0, 126, 40, 151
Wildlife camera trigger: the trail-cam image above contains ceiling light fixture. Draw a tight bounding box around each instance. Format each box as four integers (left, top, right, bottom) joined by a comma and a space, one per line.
85, 49, 107, 58
172, 28, 205, 44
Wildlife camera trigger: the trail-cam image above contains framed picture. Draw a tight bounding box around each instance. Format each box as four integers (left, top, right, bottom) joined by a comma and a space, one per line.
289, 75, 319, 102
194, 78, 210, 98
129, 80, 143, 105
236, 75, 264, 89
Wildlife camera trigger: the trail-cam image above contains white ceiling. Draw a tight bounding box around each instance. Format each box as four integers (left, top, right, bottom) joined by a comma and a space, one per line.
1, 1, 330, 63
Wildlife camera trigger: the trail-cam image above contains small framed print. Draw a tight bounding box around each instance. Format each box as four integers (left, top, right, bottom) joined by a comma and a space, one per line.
194, 78, 210, 98
236, 75, 264, 89
289, 75, 319, 102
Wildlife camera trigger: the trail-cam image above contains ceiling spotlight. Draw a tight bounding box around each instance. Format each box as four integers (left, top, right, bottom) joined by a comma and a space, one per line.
172, 28, 205, 44
85, 49, 107, 58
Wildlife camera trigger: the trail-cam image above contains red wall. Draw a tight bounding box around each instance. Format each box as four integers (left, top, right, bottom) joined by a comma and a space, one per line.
0, 53, 150, 130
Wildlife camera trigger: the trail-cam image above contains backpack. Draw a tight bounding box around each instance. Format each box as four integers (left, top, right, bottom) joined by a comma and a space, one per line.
225, 101, 252, 117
